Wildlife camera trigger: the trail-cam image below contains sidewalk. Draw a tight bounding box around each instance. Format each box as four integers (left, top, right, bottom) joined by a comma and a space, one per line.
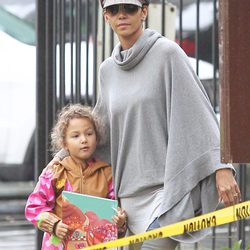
0, 181, 35, 249
0, 181, 34, 215
0, 181, 34, 200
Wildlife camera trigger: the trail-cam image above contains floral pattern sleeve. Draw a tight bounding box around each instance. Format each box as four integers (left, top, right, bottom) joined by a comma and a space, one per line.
25, 167, 60, 233
107, 179, 115, 200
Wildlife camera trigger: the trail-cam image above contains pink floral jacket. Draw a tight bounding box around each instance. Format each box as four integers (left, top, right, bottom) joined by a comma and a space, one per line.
25, 157, 114, 249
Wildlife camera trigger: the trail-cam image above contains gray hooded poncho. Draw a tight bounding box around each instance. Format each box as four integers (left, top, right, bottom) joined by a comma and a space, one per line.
94, 29, 233, 242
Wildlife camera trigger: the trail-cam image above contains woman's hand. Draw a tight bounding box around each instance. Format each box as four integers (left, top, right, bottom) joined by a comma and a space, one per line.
112, 207, 127, 228
216, 168, 241, 207
54, 220, 69, 240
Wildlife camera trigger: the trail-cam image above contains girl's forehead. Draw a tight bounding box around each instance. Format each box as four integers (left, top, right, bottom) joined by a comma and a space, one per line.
68, 117, 93, 126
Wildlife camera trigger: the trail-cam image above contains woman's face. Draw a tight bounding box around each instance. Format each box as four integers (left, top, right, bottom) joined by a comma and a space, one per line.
104, 4, 148, 43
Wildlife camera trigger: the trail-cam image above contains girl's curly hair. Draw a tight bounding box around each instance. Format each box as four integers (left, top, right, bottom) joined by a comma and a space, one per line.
50, 104, 103, 155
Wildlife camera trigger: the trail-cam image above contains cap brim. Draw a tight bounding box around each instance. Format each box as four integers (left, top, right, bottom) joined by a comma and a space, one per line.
103, 0, 142, 8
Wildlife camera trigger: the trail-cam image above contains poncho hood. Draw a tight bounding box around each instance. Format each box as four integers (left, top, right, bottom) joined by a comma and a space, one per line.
112, 29, 162, 71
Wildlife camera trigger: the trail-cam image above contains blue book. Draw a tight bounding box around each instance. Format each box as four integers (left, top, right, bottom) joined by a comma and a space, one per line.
62, 191, 118, 249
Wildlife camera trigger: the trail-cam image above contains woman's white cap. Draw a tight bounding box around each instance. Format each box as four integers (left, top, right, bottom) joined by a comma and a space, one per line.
103, 0, 143, 8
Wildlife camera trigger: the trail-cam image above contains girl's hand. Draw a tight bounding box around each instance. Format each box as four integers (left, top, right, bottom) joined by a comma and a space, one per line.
54, 220, 69, 240
112, 207, 127, 228
216, 168, 241, 207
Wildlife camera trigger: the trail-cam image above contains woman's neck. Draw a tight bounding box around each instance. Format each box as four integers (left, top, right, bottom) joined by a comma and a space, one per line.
119, 29, 143, 50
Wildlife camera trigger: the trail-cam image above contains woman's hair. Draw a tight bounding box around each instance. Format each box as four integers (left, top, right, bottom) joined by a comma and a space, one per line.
50, 103, 103, 155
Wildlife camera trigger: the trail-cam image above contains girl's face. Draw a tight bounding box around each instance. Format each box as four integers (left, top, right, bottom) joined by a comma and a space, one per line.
64, 117, 97, 163
104, 4, 148, 44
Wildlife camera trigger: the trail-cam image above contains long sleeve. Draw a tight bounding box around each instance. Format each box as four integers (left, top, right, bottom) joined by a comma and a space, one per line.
160, 45, 232, 213
158, 44, 234, 241
107, 179, 115, 200
93, 69, 111, 165
25, 167, 60, 234
55, 148, 69, 160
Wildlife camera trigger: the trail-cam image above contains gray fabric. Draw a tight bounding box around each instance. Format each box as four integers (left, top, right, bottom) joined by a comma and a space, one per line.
141, 218, 178, 250
112, 29, 160, 70
55, 148, 69, 160
103, 0, 142, 8
120, 186, 163, 234
159, 174, 219, 243
93, 28, 234, 243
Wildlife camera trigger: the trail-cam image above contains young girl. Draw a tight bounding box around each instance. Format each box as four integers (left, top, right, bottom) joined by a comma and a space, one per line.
25, 104, 126, 250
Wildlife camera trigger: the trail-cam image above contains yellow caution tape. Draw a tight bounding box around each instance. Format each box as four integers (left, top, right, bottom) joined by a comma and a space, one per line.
83, 200, 250, 250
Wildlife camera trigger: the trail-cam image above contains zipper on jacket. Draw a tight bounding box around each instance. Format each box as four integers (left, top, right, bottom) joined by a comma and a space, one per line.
79, 162, 87, 194
79, 164, 83, 193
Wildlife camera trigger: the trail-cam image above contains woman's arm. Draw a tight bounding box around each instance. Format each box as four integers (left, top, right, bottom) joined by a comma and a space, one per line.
46, 149, 69, 168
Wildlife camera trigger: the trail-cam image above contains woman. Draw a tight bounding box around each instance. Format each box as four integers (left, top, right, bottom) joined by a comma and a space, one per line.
94, 0, 241, 249
53, 0, 241, 249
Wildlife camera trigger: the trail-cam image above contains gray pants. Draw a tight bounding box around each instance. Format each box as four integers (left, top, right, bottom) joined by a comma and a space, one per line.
126, 218, 178, 250
141, 218, 178, 250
